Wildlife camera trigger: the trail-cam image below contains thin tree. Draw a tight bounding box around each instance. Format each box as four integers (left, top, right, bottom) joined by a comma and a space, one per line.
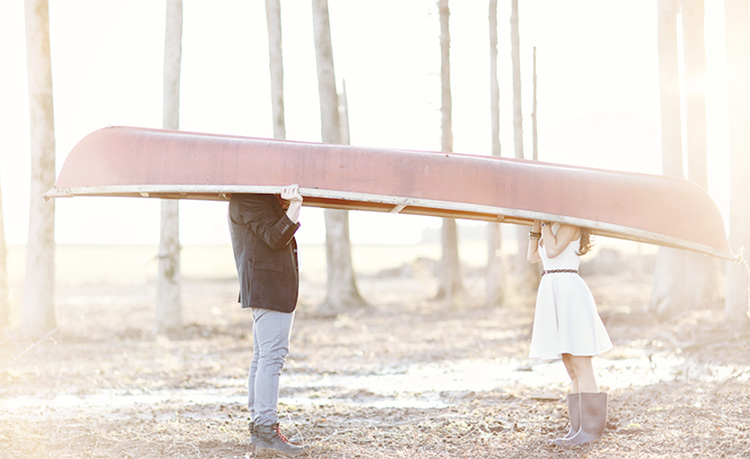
311, 0, 365, 312
23, 0, 57, 338
339, 80, 351, 145
156, 0, 183, 335
510, 0, 535, 289
436, 0, 463, 303
724, 0, 750, 324
486, 0, 504, 307
0, 174, 10, 330
651, 0, 687, 317
510, 0, 522, 161
265, 0, 285, 140
682, 0, 707, 188
650, 0, 719, 315
532, 46, 538, 161
680, 0, 719, 309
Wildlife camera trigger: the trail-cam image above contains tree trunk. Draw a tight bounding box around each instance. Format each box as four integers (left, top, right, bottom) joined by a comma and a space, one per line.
436, 0, 462, 302
339, 80, 350, 145
488, 0, 500, 161
681, 0, 719, 310
0, 174, 11, 330
651, 0, 686, 317
651, 0, 714, 316
724, 0, 750, 324
265, 0, 286, 140
656, 0, 683, 179
510, 0, 535, 290
510, 0, 523, 164
682, 0, 707, 189
486, 0, 504, 307
532, 46, 538, 161
23, 0, 57, 339
156, 0, 183, 335
311, 0, 365, 312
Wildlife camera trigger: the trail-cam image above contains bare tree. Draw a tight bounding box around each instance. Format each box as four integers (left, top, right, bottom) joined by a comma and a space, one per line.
436, 0, 463, 303
682, 1, 707, 188
265, 0, 286, 140
680, 0, 719, 309
0, 174, 10, 330
510, 0, 535, 289
532, 46, 538, 161
651, 0, 719, 315
311, 0, 365, 312
510, 0, 522, 165
651, 0, 687, 317
339, 80, 351, 145
486, 0, 505, 307
724, 0, 750, 324
23, 0, 57, 338
156, 0, 183, 335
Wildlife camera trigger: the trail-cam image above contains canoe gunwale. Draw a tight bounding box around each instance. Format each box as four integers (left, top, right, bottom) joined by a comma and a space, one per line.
45, 184, 739, 261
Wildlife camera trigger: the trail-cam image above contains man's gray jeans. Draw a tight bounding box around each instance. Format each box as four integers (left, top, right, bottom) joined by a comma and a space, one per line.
248, 307, 295, 426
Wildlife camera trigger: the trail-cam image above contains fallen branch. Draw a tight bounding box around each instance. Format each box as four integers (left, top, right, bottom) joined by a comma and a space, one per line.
708, 368, 749, 397
681, 332, 750, 352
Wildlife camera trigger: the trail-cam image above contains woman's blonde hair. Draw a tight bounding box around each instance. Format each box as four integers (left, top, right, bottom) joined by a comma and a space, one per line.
578, 229, 594, 256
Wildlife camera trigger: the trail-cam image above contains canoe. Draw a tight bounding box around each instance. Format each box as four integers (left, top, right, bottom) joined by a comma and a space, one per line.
45, 126, 735, 260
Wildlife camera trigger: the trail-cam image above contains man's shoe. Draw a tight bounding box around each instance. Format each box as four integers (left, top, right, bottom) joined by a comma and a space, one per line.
253, 423, 304, 456
248, 420, 256, 445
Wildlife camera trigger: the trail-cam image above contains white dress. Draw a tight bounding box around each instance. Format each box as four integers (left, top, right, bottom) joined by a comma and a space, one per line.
528, 225, 613, 360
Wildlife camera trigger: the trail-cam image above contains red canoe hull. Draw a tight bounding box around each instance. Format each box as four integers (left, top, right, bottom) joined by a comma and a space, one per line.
46, 126, 734, 260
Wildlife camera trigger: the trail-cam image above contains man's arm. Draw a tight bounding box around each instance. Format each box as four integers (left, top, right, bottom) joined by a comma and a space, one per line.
281, 184, 303, 223
237, 193, 300, 250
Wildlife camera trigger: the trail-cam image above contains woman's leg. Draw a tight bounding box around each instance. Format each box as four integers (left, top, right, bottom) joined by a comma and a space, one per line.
557, 355, 607, 446
568, 356, 598, 393
555, 354, 581, 443
561, 354, 578, 393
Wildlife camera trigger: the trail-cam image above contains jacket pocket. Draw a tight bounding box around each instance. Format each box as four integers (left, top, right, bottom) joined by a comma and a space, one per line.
254, 260, 283, 272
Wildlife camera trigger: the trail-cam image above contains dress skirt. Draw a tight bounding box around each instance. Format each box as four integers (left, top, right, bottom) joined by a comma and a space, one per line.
528, 272, 613, 360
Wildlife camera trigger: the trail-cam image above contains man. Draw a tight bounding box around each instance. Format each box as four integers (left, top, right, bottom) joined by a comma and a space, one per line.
228, 184, 304, 456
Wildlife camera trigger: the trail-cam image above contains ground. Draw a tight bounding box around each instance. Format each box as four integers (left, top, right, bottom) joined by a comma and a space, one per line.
1, 243, 749, 458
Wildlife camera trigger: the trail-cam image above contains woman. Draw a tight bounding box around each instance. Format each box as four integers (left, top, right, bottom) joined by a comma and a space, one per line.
527, 220, 612, 446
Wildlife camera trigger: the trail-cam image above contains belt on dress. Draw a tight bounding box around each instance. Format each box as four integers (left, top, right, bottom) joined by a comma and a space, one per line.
541, 269, 578, 276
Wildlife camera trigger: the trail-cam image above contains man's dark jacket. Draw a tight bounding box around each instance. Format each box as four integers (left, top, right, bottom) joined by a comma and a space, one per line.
228, 193, 300, 313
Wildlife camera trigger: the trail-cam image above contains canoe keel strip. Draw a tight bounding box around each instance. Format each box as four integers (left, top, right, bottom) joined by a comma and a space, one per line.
46, 126, 736, 260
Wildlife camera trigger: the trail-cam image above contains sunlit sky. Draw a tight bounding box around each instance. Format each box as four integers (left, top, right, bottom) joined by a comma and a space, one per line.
0, 0, 731, 246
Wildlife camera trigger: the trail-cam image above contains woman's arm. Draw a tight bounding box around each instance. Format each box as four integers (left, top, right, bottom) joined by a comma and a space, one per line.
541, 223, 580, 258
527, 220, 542, 263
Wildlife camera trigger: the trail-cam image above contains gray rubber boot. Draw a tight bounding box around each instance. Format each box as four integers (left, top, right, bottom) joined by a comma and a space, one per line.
551, 393, 580, 446
564, 392, 607, 446
253, 423, 305, 456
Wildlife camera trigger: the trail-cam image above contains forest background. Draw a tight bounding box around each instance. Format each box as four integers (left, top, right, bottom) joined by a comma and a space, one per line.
1, 0, 749, 458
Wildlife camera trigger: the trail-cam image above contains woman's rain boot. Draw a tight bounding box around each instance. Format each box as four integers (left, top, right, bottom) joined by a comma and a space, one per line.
564, 392, 607, 446
551, 393, 580, 446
